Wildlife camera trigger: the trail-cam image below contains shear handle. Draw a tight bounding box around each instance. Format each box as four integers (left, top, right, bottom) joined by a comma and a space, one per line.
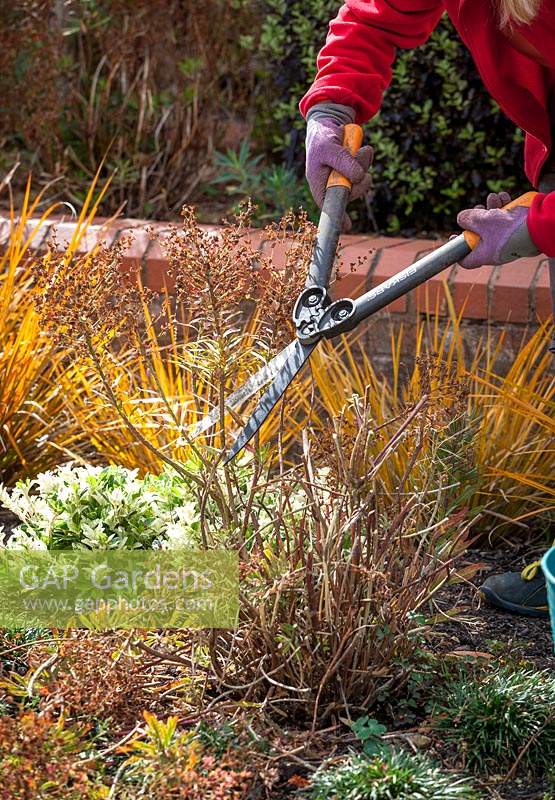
305, 124, 364, 289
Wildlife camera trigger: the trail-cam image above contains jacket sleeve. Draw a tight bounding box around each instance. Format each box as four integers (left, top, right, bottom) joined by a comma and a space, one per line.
528, 192, 555, 256
299, 1, 446, 124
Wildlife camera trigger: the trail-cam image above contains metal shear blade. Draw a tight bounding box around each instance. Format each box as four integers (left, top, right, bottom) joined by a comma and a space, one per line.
223, 339, 317, 463
188, 342, 301, 440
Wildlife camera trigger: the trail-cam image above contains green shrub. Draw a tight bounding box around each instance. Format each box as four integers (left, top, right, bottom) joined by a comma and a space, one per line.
433, 667, 555, 776
256, 0, 341, 154
257, 8, 524, 233
367, 16, 525, 234
0, 462, 305, 551
0, 464, 199, 550
309, 750, 479, 800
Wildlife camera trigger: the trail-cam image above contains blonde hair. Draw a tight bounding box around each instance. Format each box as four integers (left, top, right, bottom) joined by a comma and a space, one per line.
498, 0, 541, 26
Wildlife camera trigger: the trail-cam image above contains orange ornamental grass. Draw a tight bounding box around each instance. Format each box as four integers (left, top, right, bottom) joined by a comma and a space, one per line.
295, 290, 555, 537
0, 174, 111, 483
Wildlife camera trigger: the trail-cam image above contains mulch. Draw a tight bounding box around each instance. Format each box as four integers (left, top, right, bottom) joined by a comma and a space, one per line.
434, 545, 554, 673
432, 545, 554, 800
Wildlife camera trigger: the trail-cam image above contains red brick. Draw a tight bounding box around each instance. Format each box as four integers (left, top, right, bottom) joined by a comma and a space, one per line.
334, 235, 406, 297
2, 212, 550, 328
21, 220, 53, 252
45, 220, 122, 254
143, 238, 175, 292
106, 218, 150, 236
338, 234, 407, 255
257, 236, 291, 270
143, 224, 227, 293
409, 239, 460, 314
414, 275, 454, 315
236, 227, 267, 253
118, 227, 151, 280
533, 259, 553, 322
0, 217, 52, 251
258, 233, 408, 296
369, 240, 438, 313
451, 263, 497, 319
44, 221, 80, 250
335, 243, 375, 297
489, 257, 541, 323
199, 223, 225, 237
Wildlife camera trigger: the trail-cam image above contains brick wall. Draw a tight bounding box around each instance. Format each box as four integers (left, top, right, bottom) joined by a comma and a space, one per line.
4, 214, 551, 375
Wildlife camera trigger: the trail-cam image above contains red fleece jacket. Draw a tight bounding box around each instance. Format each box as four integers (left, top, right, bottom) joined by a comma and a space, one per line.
300, 0, 555, 256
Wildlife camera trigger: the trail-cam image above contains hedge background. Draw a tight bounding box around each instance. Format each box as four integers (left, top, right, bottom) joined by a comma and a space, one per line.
0, 0, 525, 234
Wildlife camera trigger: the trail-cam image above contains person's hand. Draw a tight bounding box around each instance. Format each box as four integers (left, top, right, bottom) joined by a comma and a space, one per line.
458, 191, 539, 269
305, 103, 373, 230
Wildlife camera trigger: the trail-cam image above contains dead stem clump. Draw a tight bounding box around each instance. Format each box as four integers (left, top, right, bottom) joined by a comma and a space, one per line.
203, 391, 477, 727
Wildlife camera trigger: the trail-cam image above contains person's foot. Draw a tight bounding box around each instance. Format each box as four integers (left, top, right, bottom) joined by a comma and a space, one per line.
479, 564, 549, 618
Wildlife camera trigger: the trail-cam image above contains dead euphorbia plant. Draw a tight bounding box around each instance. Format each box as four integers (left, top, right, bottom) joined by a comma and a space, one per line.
37, 205, 314, 462
36, 206, 314, 542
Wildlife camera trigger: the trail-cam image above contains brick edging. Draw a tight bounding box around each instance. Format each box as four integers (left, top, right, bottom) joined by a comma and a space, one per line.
2, 214, 550, 323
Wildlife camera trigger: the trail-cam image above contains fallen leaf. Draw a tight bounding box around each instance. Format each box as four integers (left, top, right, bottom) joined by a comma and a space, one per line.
288, 775, 310, 788
447, 649, 493, 660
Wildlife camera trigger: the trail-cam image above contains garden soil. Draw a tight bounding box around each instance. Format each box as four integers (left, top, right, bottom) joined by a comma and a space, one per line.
434, 546, 554, 800
435, 546, 555, 673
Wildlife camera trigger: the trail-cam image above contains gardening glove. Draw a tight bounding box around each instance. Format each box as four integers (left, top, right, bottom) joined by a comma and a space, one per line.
305, 102, 373, 231
457, 191, 540, 269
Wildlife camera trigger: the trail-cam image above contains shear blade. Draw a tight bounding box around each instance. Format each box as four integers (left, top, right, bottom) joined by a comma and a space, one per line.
224, 339, 317, 463
188, 341, 300, 440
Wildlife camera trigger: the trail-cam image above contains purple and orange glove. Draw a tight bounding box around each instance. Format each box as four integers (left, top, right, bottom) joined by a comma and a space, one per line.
306, 103, 373, 230
457, 191, 540, 269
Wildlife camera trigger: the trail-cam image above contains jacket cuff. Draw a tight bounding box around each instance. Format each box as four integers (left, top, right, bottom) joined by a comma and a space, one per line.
306, 102, 356, 126
527, 192, 555, 257
299, 84, 377, 124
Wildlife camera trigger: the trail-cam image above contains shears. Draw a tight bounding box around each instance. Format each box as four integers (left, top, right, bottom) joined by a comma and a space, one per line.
189, 124, 537, 462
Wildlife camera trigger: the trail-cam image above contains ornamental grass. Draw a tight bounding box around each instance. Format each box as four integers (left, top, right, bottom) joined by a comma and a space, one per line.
309, 750, 479, 800
297, 304, 555, 537
0, 175, 110, 485
433, 666, 555, 777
